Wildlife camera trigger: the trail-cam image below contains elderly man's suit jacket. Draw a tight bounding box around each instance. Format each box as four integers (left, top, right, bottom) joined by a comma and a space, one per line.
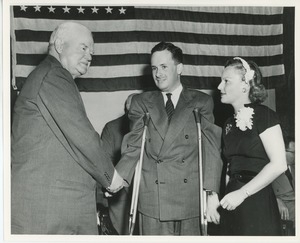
116, 89, 223, 221
11, 55, 115, 234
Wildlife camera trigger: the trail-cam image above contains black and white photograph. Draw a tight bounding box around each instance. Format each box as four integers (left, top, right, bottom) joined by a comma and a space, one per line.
2, 0, 298, 242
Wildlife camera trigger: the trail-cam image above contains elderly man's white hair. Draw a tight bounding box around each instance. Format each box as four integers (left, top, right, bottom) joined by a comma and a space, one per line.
48, 22, 91, 52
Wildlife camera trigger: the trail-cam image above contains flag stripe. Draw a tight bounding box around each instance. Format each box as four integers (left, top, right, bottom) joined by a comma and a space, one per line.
135, 6, 283, 15
15, 74, 285, 92
14, 63, 284, 79
135, 8, 283, 25
15, 29, 283, 46
11, 5, 285, 92
15, 42, 283, 57
16, 53, 284, 67
14, 18, 283, 36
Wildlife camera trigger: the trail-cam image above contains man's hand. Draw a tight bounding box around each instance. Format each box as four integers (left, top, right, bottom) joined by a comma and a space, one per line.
206, 192, 220, 224
106, 169, 124, 194
277, 197, 289, 220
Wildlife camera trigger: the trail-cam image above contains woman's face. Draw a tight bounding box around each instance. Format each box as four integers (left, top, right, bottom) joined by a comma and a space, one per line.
218, 66, 247, 106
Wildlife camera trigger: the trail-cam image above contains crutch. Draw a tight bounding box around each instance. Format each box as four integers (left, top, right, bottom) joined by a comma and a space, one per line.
193, 108, 208, 236
128, 112, 150, 235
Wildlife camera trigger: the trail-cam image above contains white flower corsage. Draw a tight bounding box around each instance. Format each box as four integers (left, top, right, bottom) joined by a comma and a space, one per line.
234, 107, 254, 131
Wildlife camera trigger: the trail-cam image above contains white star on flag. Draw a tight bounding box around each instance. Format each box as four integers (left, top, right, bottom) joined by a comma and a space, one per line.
91, 6, 99, 13
119, 7, 126, 14
34, 6, 41, 12
105, 6, 113, 14
20, 5, 27, 11
63, 6, 71, 13
77, 6, 85, 14
48, 6, 55, 13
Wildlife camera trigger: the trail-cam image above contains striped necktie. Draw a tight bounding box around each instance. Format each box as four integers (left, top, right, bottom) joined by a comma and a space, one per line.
165, 93, 175, 122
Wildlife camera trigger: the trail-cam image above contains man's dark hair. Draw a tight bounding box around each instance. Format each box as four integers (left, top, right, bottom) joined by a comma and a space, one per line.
151, 41, 183, 64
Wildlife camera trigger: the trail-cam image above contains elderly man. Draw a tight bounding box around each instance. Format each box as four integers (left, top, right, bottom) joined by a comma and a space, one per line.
11, 22, 123, 234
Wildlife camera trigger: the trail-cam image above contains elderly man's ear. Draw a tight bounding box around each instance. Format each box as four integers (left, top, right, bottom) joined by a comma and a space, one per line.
54, 38, 64, 54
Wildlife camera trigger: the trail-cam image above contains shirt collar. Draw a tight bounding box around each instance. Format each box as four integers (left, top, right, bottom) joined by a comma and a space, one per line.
162, 84, 183, 108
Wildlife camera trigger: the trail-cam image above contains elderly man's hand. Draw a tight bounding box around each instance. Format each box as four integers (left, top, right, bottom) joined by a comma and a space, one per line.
106, 170, 124, 194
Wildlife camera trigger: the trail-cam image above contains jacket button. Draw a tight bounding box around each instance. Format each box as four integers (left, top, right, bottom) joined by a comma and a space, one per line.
182, 159, 185, 163
184, 179, 188, 183
155, 180, 158, 184
185, 135, 189, 139
157, 159, 163, 163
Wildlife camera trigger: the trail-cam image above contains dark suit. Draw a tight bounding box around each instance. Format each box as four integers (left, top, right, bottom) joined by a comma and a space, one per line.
11, 55, 115, 234
99, 115, 131, 235
101, 115, 129, 165
116, 88, 223, 233
272, 173, 295, 225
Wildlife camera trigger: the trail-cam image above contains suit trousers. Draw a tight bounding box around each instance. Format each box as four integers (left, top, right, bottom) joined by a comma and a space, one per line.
138, 212, 200, 235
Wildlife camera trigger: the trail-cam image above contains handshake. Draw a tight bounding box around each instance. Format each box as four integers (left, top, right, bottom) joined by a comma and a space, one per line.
105, 169, 128, 196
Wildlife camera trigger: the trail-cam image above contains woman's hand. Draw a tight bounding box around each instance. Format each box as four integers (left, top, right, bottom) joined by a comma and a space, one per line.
220, 189, 248, 211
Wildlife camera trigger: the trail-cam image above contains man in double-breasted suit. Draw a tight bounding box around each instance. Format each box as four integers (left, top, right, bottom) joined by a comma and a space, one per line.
116, 42, 223, 235
11, 22, 124, 234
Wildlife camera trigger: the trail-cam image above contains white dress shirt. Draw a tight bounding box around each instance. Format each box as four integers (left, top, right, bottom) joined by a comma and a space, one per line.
161, 84, 183, 108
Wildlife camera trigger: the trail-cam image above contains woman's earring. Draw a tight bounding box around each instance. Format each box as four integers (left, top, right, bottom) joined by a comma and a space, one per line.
242, 88, 246, 93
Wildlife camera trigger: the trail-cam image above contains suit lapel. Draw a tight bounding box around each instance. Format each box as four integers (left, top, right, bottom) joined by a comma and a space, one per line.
159, 89, 195, 155
145, 92, 169, 140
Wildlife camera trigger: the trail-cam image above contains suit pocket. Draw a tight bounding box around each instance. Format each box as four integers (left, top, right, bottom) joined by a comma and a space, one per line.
48, 179, 94, 207
46, 179, 96, 233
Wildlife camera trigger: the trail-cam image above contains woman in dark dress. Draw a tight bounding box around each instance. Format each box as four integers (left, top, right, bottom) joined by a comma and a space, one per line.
218, 57, 287, 235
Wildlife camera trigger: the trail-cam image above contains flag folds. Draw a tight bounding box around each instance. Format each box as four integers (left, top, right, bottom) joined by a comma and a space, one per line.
11, 5, 284, 91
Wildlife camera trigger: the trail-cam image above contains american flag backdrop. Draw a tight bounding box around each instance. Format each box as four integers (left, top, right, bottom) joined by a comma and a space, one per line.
11, 5, 285, 92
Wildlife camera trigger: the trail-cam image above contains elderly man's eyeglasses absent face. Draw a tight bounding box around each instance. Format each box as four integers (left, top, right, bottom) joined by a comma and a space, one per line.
59, 26, 94, 79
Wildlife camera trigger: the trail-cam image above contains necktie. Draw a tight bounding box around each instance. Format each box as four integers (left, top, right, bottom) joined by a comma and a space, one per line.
166, 93, 175, 122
